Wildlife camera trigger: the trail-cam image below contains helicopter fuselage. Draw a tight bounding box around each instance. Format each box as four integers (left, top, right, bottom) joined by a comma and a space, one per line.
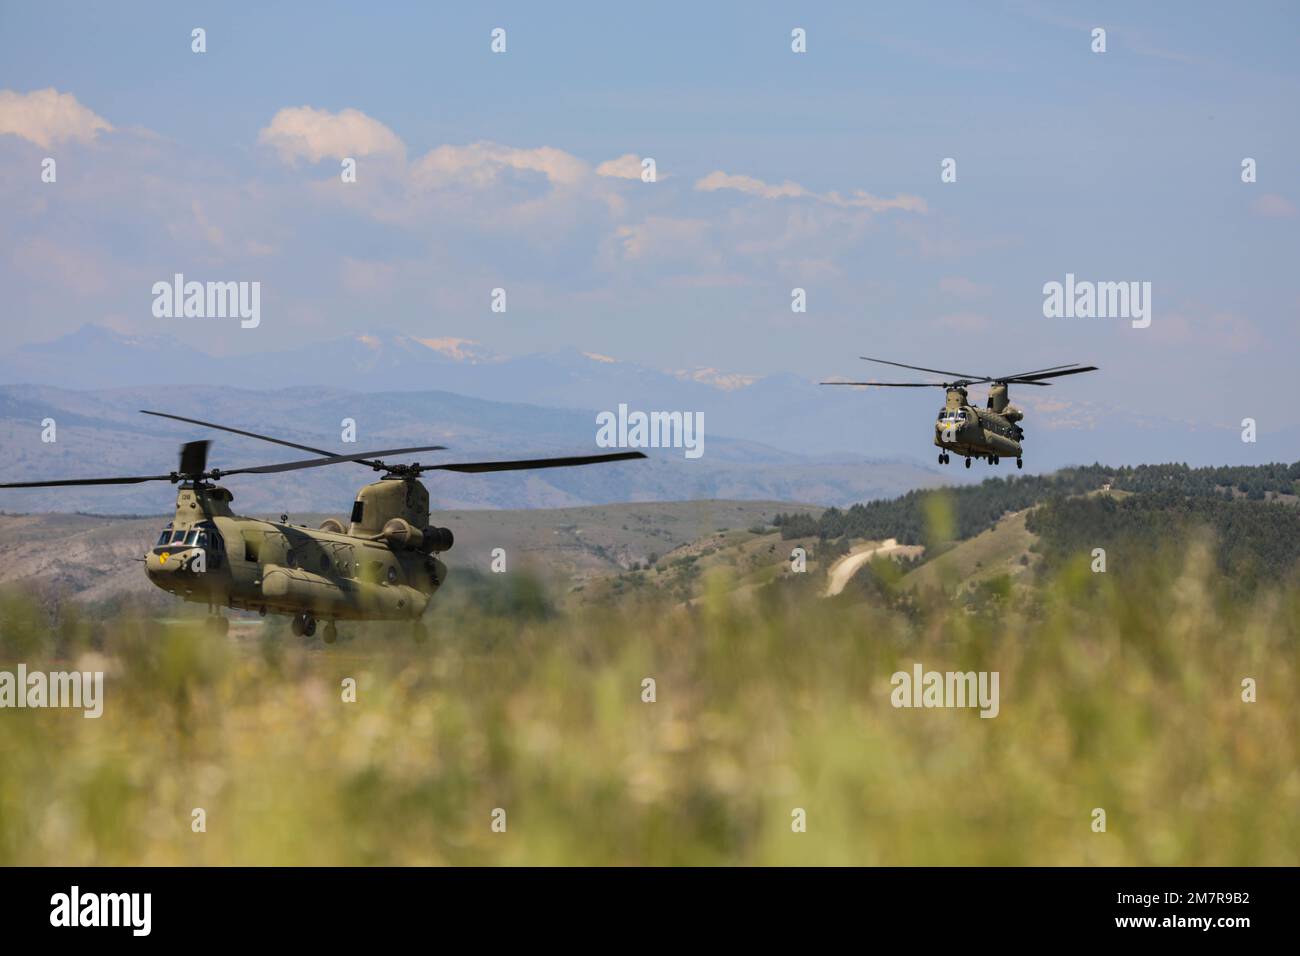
934, 404, 1024, 459
932, 384, 1025, 464
144, 481, 450, 623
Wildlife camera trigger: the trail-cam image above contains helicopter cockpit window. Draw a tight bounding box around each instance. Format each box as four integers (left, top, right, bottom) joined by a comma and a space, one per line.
155, 524, 174, 547
350, 500, 364, 524
170, 528, 187, 544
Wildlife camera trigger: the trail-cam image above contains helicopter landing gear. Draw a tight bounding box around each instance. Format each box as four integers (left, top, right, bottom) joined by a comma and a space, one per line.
290, 612, 317, 638
938, 452, 950, 465
322, 621, 338, 644
1016, 458, 1023, 469
964, 457, 971, 469
990, 455, 1000, 465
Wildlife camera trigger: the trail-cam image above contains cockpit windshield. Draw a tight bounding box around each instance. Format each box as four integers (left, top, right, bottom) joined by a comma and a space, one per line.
154, 522, 217, 551
938, 410, 965, 423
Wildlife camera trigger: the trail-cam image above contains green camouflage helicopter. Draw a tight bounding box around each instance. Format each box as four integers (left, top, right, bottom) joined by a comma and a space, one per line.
0, 411, 644, 642
822, 356, 1098, 469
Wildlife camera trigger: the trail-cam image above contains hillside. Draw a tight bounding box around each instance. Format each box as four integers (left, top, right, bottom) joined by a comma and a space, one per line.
0, 500, 821, 610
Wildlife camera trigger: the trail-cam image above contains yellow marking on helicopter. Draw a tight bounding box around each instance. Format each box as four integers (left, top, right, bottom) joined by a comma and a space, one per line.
159, 552, 169, 564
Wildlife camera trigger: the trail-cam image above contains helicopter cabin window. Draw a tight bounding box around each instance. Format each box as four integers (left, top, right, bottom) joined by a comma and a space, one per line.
350, 500, 364, 524
244, 534, 261, 562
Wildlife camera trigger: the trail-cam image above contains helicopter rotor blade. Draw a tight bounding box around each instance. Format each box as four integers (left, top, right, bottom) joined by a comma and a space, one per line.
179, 440, 210, 476
1004, 365, 1098, 383
993, 363, 1079, 381
138, 410, 447, 467
216, 445, 452, 478
0, 473, 175, 489
821, 381, 949, 388
859, 356, 987, 380
421, 451, 647, 474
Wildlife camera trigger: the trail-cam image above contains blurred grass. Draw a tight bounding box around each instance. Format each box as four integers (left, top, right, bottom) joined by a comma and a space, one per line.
0, 538, 1297, 866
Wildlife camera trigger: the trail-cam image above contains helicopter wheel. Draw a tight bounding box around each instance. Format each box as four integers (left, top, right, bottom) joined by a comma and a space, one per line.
322, 622, 338, 644
301, 615, 317, 638
290, 613, 304, 637
964, 458, 971, 469
1016, 458, 1023, 469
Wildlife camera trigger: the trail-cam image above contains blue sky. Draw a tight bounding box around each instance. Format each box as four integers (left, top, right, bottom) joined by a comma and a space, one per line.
1, 1, 1297, 428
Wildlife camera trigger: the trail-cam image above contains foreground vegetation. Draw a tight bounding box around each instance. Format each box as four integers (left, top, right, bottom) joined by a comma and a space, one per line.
1, 526, 1296, 865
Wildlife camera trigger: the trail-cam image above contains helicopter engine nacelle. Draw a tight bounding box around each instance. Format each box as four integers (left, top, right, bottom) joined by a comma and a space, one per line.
422, 526, 454, 554
318, 518, 346, 534
381, 517, 424, 550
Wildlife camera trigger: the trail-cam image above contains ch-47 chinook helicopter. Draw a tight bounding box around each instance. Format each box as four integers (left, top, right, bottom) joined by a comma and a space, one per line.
0, 410, 644, 643
821, 356, 1098, 469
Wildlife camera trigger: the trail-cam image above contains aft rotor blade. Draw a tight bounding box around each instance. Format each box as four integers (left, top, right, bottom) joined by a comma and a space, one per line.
218, 445, 451, 477
1006, 365, 1098, 383
859, 356, 986, 380
821, 381, 948, 388
424, 451, 647, 474
994, 363, 1079, 381
0, 473, 174, 489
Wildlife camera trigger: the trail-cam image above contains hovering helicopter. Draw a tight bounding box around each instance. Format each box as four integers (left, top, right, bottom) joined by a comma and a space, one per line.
821, 356, 1098, 469
0, 410, 644, 643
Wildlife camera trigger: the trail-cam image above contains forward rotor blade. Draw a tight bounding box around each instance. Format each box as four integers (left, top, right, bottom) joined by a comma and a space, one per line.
0, 474, 174, 489
179, 440, 210, 476
859, 356, 986, 380
218, 445, 451, 477
140, 409, 428, 468
141, 409, 338, 457
423, 451, 647, 474
821, 381, 947, 388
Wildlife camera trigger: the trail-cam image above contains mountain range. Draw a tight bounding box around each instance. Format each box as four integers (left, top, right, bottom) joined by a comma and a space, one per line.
0, 324, 1290, 514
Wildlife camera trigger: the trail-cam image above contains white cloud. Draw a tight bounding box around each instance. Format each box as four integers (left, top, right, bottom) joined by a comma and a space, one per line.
696, 171, 809, 200
0, 88, 112, 148
695, 170, 927, 213
410, 141, 588, 190
258, 106, 404, 164
596, 153, 648, 180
